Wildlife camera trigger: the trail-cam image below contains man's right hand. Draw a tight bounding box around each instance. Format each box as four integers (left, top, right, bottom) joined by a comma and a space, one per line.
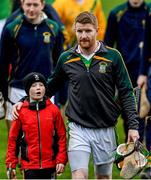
12, 102, 23, 120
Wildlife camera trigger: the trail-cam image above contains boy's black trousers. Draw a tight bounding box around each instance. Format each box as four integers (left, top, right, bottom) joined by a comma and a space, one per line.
24, 168, 56, 179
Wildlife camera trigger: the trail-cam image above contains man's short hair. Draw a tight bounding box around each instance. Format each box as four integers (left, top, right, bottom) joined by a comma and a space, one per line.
74, 11, 98, 28
22, 0, 44, 3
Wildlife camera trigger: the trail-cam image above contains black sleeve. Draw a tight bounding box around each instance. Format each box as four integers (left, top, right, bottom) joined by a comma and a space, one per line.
47, 54, 68, 97
19, 96, 28, 103
114, 50, 139, 130
0, 27, 14, 100
104, 11, 118, 47
142, 13, 151, 75
52, 29, 64, 67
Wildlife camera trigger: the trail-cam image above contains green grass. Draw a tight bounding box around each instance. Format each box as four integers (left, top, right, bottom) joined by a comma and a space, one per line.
102, 0, 127, 17
0, 120, 9, 179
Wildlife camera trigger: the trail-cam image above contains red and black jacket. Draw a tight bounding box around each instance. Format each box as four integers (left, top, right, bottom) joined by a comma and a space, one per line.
6, 98, 67, 169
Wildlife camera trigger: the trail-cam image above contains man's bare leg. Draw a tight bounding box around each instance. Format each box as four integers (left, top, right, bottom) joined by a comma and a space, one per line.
72, 169, 88, 179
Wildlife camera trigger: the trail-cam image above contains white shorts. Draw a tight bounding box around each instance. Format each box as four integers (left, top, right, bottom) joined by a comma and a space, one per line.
5, 87, 26, 120
5, 86, 54, 121
0, 19, 6, 38
68, 122, 117, 174
68, 151, 113, 175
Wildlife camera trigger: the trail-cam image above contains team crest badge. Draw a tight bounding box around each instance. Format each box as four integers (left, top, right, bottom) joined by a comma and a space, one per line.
34, 74, 40, 81
43, 32, 51, 43
99, 62, 108, 73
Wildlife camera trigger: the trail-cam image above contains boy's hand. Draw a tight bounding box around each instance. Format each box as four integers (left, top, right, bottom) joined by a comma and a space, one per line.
7, 168, 16, 180
12, 102, 23, 120
56, 163, 65, 174
0, 92, 5, 119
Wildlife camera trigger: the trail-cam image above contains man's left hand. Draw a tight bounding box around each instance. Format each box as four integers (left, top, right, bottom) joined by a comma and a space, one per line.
137, 75, 147, 88
127, 129, 139, 143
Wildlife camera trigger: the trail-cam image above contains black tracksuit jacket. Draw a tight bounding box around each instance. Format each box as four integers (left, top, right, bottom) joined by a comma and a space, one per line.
47, 42, 139, 130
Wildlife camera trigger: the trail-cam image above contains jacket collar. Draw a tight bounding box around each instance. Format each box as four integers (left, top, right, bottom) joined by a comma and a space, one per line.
70, 41, 108, 54
23, 11, 47, 26
127, 1, 146, 11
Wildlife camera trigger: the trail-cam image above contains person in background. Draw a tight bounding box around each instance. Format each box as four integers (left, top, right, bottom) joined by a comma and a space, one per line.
104, 0, 149, 148
11, 0, 62, 26
0, 0, 12, 122
0, 0, 64, 134
4, 0, 65, 64
12, 0, 54, 12
6, 72, 67, 179
52, 0, 106, 49
140, 3, 151, 178
9, 0, 68, 115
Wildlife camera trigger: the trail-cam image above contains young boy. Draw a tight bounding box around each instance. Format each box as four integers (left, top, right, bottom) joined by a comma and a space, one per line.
6, 72, 67, 179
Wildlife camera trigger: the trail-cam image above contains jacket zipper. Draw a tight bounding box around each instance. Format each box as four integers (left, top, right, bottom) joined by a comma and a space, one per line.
80, 59, 90, 73
36, 102, 42, 169
23, 132, 28, 160
14, 25, 38, 74
86, 66, 90, 73
79, 55, 93, 73
34, 25, 38, 37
